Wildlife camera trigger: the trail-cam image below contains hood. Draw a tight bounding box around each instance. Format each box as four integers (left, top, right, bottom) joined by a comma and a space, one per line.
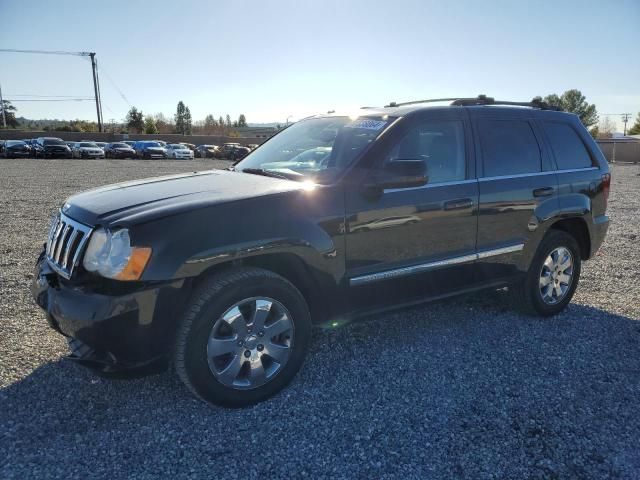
63, 169, 303, 227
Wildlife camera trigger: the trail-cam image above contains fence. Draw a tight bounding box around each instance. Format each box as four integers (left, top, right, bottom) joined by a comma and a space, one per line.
596, 140, 640, 164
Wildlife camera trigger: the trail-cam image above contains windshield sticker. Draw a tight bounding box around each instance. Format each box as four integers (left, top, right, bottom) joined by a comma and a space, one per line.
345, 119, 387, 130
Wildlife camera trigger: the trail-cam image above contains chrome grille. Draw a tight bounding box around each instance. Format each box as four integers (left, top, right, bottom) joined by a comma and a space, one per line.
45, 212, 92, 279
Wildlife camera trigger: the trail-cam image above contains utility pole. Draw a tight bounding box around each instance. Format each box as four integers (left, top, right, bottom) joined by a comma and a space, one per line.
0, 82, 6, 128
89, 53, 103, 132
0, 49, 105, 131
621, 113, 631, 136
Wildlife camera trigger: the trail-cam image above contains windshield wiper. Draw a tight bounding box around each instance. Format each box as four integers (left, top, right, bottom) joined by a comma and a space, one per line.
240, 168, 300, 180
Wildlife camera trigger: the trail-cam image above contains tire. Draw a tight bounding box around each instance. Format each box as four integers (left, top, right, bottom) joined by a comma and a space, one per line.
512, 230, 581, 316
174, 267, 311, 407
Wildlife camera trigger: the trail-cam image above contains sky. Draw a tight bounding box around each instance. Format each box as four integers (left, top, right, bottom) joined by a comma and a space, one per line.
1, 0, 639, 129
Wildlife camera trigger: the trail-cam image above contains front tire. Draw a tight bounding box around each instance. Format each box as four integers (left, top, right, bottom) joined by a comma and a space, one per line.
513, 230, 581, 316
174, 267, 311, 407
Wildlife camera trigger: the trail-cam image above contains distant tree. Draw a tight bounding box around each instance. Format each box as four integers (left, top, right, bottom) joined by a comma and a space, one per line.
238, 114, 247, 127
184, 107, 192, 135
218, 116, 225, 127
628, 113, 640, 135
539, 89, 598, 128
153, 112, 173, 133
233, 120, 238, 128
126, 107, 145, 133
144, 116, 158, 134
225, 114, 232, 128
203, 114, 216, 134
175, 101, 187, 134
589, 126, 599, 139
597, 117, 616, 139
0, 100, 19, 128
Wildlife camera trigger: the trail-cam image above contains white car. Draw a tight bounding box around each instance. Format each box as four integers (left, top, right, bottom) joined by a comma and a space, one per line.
165, 144, 194, 159
72, 142, 105, 159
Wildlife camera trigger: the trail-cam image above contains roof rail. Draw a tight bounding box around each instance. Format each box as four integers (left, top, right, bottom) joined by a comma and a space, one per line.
451, 95, 563, 111
384, 98, 461, 108
383, 94, 563, 111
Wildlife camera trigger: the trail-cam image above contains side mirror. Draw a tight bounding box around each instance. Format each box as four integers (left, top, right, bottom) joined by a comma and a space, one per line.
365, 159, 428, 193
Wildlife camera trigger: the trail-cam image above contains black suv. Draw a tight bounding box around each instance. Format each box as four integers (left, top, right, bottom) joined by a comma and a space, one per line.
34, 137, 73, 158
31, 96, 610, 407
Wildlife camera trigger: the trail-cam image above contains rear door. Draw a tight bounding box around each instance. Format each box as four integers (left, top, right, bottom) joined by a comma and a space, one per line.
471, 108, 559, 281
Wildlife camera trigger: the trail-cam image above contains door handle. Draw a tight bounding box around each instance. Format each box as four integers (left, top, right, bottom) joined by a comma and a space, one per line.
444, 198, 473, 210
533, 187, 555, 197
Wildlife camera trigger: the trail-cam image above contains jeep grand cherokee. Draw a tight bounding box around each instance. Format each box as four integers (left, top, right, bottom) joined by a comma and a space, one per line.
31, 95, 610, 407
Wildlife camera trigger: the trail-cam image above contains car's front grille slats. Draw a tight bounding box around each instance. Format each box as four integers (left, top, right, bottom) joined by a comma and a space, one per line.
45, 213, 92, 279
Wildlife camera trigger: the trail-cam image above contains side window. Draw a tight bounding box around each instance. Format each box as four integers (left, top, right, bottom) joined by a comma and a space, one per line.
386, 120, 466, 184
542, 121, 593, 169
478, 120, 541, 177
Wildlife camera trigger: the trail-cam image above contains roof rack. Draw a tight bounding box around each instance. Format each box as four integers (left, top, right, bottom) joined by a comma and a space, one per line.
384, 94, 563, 111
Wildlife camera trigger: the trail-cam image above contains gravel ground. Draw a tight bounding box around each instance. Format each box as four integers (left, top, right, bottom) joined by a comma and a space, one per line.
1, 159, 639, 479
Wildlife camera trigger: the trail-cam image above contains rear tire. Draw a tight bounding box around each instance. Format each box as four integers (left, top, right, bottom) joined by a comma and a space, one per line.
512, 230, 581, 316
174, 267, 311, 407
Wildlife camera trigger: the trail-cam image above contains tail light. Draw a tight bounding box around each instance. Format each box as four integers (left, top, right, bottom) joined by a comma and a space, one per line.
602, 172, 611, 208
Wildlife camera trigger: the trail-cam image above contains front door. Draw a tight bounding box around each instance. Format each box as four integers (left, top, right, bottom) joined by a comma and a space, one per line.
344, 109, 479, 312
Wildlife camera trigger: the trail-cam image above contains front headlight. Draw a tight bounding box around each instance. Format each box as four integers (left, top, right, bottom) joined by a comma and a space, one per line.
83, 228, 152, 281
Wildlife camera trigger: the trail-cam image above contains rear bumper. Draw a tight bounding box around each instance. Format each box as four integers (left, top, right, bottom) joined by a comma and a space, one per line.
31, 253, 189, 373
590, 214, 609, 257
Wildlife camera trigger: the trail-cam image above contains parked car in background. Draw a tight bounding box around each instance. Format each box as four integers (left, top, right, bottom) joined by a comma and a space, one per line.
122, 140, 136, 147
165, 144, 194, 159
247, 144, 259, 150
133, 141, 167, 159
194, 144, 219, 158
94, 142, 107, 150
219, 142, 251, 160
104, 142, 136, 159
218, 142, 241, 158
181, 143, 196, 151
34, 137, 72, 158
72, 142, 106, 159
65, 141, 76, 150
1, 140, 31, 158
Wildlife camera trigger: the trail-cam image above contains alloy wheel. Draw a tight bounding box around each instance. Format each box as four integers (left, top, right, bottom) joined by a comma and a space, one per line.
539, 247, 574, 305
206, 297, 294, 390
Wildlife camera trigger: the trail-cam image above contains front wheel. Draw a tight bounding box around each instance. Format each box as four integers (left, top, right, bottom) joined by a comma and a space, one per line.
174, 267, 311, 407
512, 230, 581, 316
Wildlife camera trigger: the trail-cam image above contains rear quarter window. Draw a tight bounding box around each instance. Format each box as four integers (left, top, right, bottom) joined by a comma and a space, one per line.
478, 119, 542, 177
542, 121, 593, 169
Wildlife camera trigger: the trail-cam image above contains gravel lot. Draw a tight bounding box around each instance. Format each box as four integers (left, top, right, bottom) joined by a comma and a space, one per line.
1, 159, 639, 479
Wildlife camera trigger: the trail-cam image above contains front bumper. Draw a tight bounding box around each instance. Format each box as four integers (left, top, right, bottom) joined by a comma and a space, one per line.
31, 253, 188, 373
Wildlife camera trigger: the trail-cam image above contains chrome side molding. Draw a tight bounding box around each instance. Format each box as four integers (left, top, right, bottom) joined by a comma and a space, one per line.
349, 243, 524, 286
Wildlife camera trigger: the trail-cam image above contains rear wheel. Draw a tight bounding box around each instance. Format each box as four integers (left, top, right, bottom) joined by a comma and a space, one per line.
512, 230, 581, 316
174, 267, 311, 407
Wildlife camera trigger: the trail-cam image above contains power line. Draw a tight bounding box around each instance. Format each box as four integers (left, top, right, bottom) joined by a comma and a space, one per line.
96, 62, 132, 107
4, 98, 95, 102
8, 94, 95, 98
0, 49, 90, 56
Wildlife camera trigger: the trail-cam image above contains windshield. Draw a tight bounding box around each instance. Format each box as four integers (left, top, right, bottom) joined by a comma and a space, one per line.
43, 139, 65, 146
169, 144, 184, 149
6, 140, 25, 147
235, 116, 390, 183
112, 143, 129, 148
80, 142, 97, 147
144, 142, 161, 147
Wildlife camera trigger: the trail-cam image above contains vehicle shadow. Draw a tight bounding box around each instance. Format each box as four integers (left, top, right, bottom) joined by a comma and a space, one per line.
2, 295, 640, 477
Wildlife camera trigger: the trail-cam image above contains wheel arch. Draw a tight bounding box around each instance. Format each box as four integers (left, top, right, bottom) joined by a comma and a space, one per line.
188, 252, 336, 324
548, 216, 591, 260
